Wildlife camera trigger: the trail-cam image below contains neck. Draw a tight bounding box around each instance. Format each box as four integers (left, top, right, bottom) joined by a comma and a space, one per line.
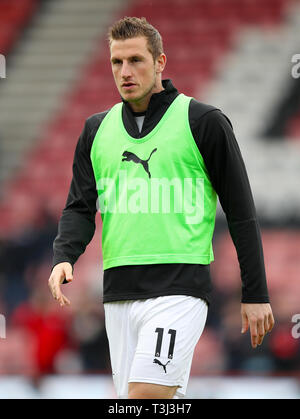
128, 79, 164, 113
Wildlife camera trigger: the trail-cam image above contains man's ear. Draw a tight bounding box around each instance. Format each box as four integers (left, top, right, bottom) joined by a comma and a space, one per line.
156, 53, 167, 74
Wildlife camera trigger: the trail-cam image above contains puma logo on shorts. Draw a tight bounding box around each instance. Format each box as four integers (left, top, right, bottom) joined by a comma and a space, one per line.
153, 358, 170, 373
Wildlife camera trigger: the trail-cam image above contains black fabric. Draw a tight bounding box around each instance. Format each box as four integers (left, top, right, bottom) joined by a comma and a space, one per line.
121, 79, 179, 138
103, 264, 212, 304
52, 79, 269, 305
189, 100, 269, 302
52, 111, 108, 269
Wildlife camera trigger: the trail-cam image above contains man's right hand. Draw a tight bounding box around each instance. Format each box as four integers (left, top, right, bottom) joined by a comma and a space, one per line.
48, 262, 73, 307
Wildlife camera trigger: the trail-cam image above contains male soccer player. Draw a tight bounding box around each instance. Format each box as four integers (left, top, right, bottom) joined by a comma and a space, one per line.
48, 17, 275, 399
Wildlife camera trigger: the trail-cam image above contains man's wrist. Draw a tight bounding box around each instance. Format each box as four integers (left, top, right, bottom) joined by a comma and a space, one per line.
241, 296, 270, 304
51, 260, 74, 273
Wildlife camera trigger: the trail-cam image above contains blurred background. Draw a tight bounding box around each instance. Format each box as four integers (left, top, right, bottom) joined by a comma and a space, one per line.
0, 0, 299, 399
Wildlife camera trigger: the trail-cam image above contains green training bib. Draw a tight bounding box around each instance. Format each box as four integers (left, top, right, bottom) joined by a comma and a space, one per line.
90, 94, 217, 270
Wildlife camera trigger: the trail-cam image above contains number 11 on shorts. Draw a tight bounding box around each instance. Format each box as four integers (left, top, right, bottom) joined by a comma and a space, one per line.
154, 327, 177, 359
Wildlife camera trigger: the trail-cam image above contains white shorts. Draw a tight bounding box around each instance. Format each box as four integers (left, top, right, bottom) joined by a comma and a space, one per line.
104, 295, 208, 398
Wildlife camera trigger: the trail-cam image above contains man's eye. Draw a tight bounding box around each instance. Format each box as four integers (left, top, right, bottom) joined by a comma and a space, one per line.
132, 58, 140, 62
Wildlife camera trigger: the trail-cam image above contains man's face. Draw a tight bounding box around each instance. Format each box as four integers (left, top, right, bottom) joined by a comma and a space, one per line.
110, 36, 163, 106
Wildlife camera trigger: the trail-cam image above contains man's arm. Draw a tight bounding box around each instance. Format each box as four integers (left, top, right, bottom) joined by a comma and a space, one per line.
48, 112, 107, 306
190, 103, 274, 347
52, 117, 98, 271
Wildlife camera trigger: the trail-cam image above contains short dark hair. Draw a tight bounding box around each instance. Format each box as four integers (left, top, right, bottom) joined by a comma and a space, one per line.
108, 16, 164, 61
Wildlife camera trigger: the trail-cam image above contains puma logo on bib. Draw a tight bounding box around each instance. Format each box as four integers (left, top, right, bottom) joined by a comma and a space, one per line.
122, 148, 157, 178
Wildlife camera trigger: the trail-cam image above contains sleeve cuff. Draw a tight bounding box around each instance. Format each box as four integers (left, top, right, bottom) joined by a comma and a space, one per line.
241, 295, 270, 304
51, 260, 74, 284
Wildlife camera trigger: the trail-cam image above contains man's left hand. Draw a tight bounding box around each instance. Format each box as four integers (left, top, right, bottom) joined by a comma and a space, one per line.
241, 303, 275, 348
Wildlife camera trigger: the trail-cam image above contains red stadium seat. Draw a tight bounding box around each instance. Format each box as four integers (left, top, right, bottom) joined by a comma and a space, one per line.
0, 0, 38, 54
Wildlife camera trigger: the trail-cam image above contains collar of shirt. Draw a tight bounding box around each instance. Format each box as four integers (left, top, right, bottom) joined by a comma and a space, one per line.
121, 79, 179, 138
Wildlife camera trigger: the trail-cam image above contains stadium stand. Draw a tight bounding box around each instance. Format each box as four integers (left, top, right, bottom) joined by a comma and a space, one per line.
0, 0, 126, 194
0, 0, 38, 55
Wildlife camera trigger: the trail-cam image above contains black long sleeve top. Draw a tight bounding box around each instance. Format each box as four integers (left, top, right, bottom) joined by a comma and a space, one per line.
52, 79, 269, 305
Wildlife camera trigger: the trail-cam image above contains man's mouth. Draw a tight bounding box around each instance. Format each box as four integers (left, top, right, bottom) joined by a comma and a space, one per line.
122, 82, 136, 90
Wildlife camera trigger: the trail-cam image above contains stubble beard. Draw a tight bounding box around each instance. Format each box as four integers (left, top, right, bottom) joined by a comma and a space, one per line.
121, 70, 157, 107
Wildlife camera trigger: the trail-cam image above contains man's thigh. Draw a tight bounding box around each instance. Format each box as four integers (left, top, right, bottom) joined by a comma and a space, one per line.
128, 382, 178, 399
128, 295, 208, 398
104, 300, 138, 398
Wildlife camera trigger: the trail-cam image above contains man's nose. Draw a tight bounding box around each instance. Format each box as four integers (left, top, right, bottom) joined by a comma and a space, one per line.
121, 61, 132, 79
